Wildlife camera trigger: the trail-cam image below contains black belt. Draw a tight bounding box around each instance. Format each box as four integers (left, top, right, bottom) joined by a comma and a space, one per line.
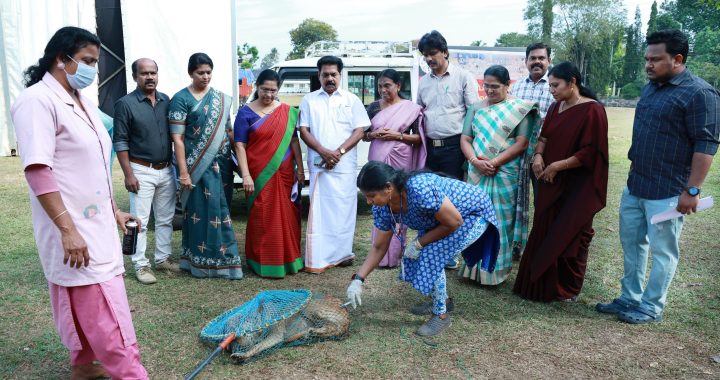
428, 134, 461, 147
130, 157, 171, 170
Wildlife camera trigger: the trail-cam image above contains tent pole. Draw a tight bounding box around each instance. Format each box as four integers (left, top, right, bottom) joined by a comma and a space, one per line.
230, 0, 238, 114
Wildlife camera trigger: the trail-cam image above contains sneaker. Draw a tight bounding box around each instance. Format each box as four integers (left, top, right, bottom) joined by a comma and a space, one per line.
618, 308, 663, 324
595, 298, 631, 315
155, 259, 181, 273
445, 257, 460, 270
415, 315, 452, 337
135, 267, 157, 284
410, 298, 455, 315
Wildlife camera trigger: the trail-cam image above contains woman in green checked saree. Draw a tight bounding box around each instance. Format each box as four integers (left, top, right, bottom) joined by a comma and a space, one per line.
233, 69, 305, 278
169, 53, 242, 279
459, 65, 540, 285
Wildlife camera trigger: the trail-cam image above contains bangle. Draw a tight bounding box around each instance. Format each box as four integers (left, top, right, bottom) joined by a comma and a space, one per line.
351, 273, 365, 283
399, 133, 403, 141
415, 239, 424, 249
564, 159, 569, 170
179, 176, 189, 180
243, 174, 252, 179
533, 152, 543, 158
365, 131, 371, 140
51, 209, 68, 222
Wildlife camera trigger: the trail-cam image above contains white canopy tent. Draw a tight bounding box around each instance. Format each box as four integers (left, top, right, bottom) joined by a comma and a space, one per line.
0, 0, 238, 157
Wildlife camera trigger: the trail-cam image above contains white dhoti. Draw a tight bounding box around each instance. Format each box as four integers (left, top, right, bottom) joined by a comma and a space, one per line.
305, 170, 357, 272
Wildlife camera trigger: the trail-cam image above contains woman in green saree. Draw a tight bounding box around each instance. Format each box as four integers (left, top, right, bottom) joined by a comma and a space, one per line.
169, 53, 243, 279
459, 65, 540, 285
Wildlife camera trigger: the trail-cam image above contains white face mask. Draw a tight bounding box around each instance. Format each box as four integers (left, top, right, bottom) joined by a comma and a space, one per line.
63, 55, 97, 89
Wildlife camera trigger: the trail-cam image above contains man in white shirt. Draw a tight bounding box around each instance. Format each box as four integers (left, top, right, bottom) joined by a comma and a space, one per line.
298, 56, 371, 273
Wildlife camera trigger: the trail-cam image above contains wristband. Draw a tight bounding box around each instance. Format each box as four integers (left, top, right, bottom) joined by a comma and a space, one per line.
533, 152, 543, 158
351, 273, 365, 283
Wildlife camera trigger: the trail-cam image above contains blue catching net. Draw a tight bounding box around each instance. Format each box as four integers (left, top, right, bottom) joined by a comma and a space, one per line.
200, 289, 350, 363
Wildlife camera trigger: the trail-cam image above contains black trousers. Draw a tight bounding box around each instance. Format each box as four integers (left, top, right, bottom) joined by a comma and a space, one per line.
426, 142, 465, 180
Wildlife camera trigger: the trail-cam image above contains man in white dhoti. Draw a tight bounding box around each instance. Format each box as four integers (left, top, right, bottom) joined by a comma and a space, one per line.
299, 56, 371, 273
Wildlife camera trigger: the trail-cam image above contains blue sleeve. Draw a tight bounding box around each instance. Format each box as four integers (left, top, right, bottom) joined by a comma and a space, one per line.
234, 107, 250, 143
372, 206, 393, 231
686, 88, 720, 155
412, 175, 443, 214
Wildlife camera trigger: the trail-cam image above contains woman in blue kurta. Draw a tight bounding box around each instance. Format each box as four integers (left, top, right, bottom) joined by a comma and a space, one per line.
346, 161, 500, 336
169, 53, 242, 279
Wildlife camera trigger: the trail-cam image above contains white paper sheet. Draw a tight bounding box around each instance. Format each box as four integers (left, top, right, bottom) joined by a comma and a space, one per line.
650, 196, 714, 224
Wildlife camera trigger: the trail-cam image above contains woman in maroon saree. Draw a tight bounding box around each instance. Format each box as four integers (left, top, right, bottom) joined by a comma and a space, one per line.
513, 62, 608, 302
364, 69, 426, 268
233, 69, 305, 278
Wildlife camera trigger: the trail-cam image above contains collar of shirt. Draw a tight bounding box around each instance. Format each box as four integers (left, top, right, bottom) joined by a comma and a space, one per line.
652, 68, 690, 88
429, 62, 455, 78
132, 88, 164, 103
524, 71, 549, 84
319, 87, 346, 98
42, 72, 74, 106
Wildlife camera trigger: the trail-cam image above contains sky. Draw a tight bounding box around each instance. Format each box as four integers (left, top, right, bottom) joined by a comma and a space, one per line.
239, 0, 657, 61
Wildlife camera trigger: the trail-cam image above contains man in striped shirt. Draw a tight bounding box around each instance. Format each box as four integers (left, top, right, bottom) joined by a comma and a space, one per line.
596, 29, 719, 324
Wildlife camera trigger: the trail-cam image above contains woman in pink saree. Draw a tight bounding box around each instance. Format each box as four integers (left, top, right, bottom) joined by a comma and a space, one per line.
364, 69, 426, 268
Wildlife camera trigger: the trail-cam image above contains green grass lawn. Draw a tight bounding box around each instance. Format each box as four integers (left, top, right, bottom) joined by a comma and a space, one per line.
1, 108, 718, 378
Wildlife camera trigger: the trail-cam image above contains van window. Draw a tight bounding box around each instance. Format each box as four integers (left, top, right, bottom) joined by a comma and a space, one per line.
347, 72, 377, 106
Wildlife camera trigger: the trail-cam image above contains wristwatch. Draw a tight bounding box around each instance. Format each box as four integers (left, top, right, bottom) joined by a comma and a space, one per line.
351, 273, 365, 283
685, 186, 701, 197
339, 147, 346, 155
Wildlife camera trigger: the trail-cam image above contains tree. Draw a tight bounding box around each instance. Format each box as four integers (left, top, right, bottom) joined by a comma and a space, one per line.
526, 0, 627, 96
524, 0, 552, 40
494, 33, 534, 48
541, 0, 554, 42
470, 40, 488, 47
660, 0, 720, 34
287, 18, 338, 60
689, 28, 720, 89
622, 6, 644, 86
655, 13, 682, 30
238, 43, 259, 69
259, 48, 280, 70
647, 1, 658, 35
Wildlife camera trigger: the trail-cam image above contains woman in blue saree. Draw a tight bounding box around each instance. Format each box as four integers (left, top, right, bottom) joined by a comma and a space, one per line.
169, 53, 243, 279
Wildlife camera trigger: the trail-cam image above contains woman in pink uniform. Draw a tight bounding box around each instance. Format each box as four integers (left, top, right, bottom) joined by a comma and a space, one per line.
11, 27, 148, 379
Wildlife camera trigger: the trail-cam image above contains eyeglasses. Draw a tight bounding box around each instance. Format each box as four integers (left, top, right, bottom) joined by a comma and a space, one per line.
258, 87, 278, 94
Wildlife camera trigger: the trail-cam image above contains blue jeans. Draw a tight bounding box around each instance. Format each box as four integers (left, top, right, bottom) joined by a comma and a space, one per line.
617, 187, 684, 316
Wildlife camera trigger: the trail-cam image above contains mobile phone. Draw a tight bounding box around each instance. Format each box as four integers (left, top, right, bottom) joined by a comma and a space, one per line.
313, 156, 325, 168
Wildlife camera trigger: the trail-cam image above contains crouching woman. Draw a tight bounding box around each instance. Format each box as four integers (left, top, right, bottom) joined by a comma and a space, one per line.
346, 161, 500, 336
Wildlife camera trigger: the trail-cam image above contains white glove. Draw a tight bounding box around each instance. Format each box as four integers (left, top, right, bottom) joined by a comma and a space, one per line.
346, 279, 363, 309
403, 239, 422, 260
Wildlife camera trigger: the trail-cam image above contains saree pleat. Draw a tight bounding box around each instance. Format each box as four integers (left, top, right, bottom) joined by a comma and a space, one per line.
243, 104, 302, 278
459, 98, 539, 285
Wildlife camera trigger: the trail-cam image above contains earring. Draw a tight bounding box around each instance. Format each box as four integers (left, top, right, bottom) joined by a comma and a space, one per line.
57, 62, 65, 70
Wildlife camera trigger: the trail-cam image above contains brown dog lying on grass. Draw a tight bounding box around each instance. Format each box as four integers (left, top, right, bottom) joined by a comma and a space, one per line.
224, 294, 350, 362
